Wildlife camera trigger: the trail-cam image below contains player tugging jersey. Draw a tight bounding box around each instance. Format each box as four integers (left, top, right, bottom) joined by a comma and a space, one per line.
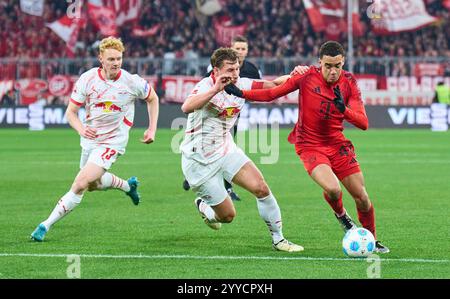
240, 67, 368, 147
180, 73, 263, 165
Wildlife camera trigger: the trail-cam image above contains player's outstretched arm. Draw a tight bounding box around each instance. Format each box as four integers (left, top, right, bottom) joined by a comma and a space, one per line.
65, 102, 97, 139
225, 73, 304, 102
141, 87, 159, 144
247, 65, 310, 90
181, 74, 232, 114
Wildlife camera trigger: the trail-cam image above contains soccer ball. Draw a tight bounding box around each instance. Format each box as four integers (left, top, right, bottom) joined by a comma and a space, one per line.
342, 228, 375, 258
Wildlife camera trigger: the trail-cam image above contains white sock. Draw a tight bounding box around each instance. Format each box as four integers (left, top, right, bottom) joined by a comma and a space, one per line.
256, 193, 284, 244
42, 191, 83, 230
99, 172, 130, 192
198, 200, 218, 223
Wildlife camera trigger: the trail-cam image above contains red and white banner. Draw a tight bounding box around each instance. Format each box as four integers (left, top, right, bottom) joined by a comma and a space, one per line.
142, 75, 450, 105
2, 75, 449, 106
46, 15, 86, 57
87, 0, 142, 36
213, 17, 247, 46
87, 0, 117, 36
362, 91, 434, 105
385, 76, 450, 92
371, 0, 438, 35
0, 80, 14, 100
102, 0, 142, 26
302, 0, 363, 39
14, 79, 48, 105
351, 0, 364, 36
414, 63, 445, 77
132, 24, 161, 37
20, 0, 44, 16
48, 75, 72, 97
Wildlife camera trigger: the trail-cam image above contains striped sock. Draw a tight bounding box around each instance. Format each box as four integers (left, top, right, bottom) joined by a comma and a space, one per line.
99, 172, 130, 192
42, 191, 83, 230
256, 193, 284, 244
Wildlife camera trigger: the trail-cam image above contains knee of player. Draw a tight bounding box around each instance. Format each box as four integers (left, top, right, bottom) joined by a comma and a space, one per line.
354, 191, 370, 204
254, 181, 270, 198
220, 210, 236, 223
72, 179, 90, 193
326, 187, 342, 200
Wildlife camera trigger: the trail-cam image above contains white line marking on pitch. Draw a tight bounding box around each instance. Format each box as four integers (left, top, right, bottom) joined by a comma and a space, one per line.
0, 253, 448, 264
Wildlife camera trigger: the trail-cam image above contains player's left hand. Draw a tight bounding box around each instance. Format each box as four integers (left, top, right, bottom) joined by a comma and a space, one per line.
333, 86, 346, 113
290, 65, 310, 76
224, 83, 244, 98
141, 129, 155, 144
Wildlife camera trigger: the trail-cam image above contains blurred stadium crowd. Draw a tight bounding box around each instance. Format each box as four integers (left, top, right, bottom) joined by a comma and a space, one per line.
0, 0, 448, 106
0, 0, 448, 60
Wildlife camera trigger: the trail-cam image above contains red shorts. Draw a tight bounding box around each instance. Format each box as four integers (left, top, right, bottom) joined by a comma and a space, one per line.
295, 141, 361, 181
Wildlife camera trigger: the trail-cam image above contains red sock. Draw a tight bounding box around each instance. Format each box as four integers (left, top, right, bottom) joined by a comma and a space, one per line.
357, 204, 376, 239
323, 191, 345, 216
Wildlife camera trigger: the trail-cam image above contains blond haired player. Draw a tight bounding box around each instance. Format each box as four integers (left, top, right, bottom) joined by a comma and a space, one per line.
31, 37, 159, 241
181, 48, 305, 252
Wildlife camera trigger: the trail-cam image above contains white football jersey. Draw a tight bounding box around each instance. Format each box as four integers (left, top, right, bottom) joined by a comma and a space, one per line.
70, 67, 151, 154
180, 75, 255, 164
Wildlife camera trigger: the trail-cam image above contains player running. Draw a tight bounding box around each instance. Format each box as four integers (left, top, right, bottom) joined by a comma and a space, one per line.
182, 35, 262, 201
224, 41, 390, 253
181, 47, 305, 252
30, 37, 159, 241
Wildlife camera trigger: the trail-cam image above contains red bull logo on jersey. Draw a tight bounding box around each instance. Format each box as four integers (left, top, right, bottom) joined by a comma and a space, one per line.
217, 107, 241, 119
94, 101, 122, 113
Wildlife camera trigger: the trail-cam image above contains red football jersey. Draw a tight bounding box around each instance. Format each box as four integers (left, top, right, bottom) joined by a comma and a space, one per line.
243, 67, 368, 146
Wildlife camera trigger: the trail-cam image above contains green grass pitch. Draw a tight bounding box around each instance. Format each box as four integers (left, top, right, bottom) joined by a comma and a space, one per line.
0, 128, 449, 278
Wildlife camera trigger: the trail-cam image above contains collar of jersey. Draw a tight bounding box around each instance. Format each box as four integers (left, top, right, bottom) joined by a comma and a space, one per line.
98, 67, 122, 82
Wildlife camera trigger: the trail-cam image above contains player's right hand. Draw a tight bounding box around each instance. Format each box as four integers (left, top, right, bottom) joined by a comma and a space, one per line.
213, 74, 232, 92
290, 65, 310, 76
79, 126, 97, 139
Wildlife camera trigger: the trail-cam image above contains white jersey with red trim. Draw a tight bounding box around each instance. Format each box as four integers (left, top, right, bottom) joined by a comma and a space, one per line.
70, 67, 150, 154
180, 76, 254, 164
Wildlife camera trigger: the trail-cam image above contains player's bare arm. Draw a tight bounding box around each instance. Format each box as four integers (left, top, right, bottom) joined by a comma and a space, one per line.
141, 87, 159, 144
225, 72, 306, 102
181, 74, 232, 113
65, 102, 97, 139
251, 65, 310, 89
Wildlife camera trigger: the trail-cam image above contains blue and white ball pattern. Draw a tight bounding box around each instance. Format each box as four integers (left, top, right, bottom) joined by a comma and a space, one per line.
342, 228, 375, 258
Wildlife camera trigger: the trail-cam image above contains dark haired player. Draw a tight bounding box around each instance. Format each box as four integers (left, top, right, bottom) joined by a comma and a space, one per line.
224, 41, 389, 253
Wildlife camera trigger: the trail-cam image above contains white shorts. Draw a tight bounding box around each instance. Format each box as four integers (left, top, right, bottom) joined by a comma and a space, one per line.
182, 147, 251, 206
80, 146, 120, 170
